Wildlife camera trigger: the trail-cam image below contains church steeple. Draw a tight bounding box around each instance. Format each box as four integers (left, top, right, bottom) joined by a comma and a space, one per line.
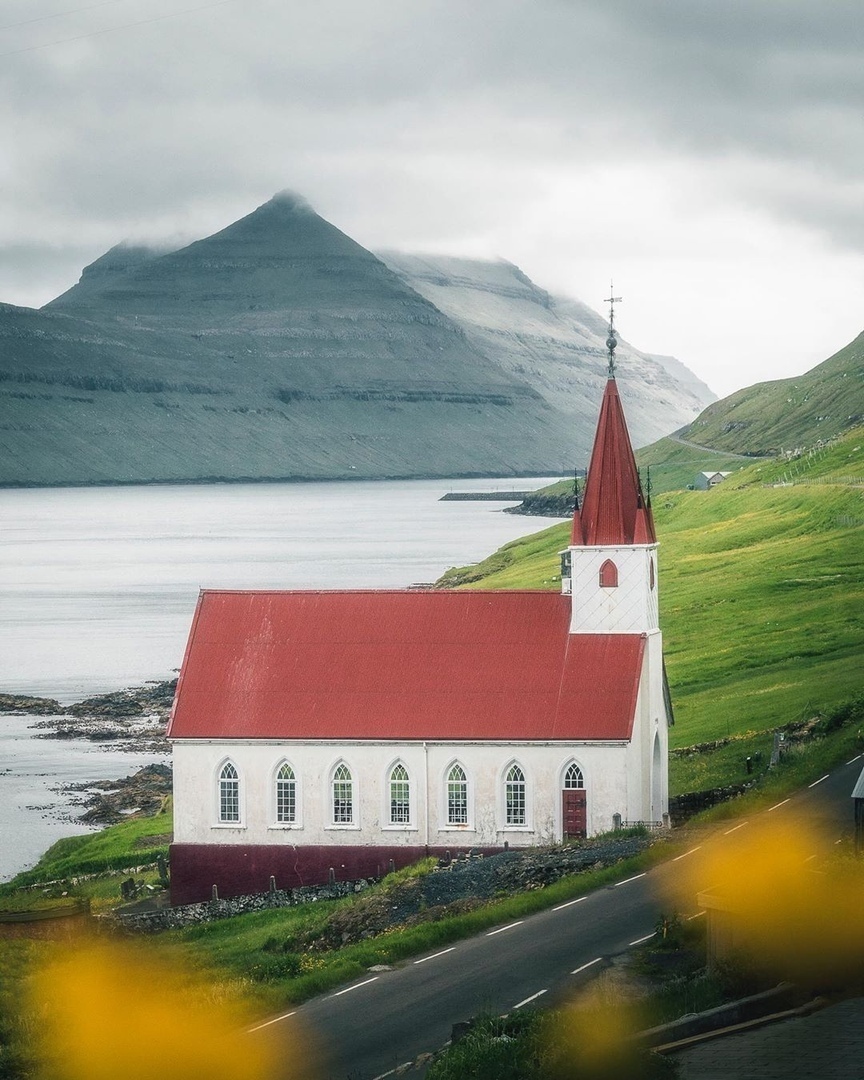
571, 378, 656, 546
561, 293, 659, 636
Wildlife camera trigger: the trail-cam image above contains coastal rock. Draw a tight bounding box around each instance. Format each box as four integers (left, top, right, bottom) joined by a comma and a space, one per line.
0, 693, 64, 715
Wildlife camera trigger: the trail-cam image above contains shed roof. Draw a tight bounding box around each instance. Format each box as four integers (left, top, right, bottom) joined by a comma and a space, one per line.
168, 590, 645, 742
852, 765, 864, 800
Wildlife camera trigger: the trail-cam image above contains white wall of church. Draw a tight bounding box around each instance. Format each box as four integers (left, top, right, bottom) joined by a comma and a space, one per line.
171, 735, 659, 851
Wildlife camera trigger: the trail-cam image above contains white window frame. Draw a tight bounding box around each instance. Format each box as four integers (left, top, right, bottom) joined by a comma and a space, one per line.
213, 758, 245, 828
384, 761, 415, 831
327, 760, 359, 830
502, 761, 530, 830
270, 759, 302, 830
442, 762, 472, 830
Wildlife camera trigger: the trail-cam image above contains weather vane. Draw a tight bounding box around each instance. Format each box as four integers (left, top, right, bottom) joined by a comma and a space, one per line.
604, 283, 622, 378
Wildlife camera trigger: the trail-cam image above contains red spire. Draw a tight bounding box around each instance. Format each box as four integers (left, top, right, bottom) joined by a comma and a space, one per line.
571, 378, 656, 546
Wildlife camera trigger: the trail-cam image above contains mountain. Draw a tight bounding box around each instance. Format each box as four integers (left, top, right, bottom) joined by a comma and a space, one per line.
675, 332, 864, 454
0, 193, 712, 486
378, 253, 715, 449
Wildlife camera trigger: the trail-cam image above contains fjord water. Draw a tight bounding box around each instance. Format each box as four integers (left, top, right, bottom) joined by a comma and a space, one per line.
0, 477, 561, 880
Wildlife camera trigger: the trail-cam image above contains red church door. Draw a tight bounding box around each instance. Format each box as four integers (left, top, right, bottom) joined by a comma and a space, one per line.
562, 788, 587, 839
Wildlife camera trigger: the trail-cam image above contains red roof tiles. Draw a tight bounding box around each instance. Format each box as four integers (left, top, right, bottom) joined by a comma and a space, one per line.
573, 378, 656, 546
168, 590, 645, 742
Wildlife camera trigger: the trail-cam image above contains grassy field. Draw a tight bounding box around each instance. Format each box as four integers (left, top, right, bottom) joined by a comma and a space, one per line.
440, 432, 864, 752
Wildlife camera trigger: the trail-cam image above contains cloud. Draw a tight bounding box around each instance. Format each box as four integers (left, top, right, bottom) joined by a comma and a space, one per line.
3, 0, 864, 392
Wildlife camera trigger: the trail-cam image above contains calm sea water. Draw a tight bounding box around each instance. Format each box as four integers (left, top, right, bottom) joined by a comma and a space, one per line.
0, 477, 561, 880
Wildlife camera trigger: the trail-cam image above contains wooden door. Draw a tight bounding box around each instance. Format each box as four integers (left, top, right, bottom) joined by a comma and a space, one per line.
562, 789, 587, 839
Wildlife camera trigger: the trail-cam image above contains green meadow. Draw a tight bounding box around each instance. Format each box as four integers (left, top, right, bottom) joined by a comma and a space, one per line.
440, 429, 864, 751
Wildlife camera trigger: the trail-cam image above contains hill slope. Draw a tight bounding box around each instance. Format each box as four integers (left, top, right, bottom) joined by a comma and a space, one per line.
438, 427, 864, 746
677, 332, 864, 454
0, 194, 711, 487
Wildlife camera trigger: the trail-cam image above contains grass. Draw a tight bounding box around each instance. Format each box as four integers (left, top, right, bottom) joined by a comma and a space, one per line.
439, 450, 864, 754
164, 853, 654, 1010
0, 804, 172, 900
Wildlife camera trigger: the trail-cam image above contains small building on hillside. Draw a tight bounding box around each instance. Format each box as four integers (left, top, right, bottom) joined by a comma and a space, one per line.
167, 367, 672, 904
694, 470, 732, 490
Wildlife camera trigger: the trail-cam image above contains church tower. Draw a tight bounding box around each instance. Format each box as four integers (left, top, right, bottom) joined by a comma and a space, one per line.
560, 295, 658, 636
559, 293, 669, 826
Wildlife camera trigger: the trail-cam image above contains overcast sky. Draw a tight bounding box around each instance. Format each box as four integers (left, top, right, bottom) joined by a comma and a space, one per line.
4, 0, 864, 397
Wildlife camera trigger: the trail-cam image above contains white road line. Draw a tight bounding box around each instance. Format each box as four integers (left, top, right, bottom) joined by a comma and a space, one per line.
613, 873, 646, 887
371, 1062, 414, 1080
629, 933, 655, 946
571, 957, 603, 975
329, 976, 379, 998
767, 798, 791, 812
724, 821, 748, 834
686, 911, 706, 921
487, 921, 524, 937
847, 755, 862, 765
414, 947, 456, 965
513, 989, 548, 1009
808, 774, 830, 788
672, 846, 702, 861
804, 854, 819, 863
247, 1010, 296, 1032
553, 896, 588, 911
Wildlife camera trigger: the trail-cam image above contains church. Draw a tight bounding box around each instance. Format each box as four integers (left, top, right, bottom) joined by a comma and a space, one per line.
167, 331, 671, 905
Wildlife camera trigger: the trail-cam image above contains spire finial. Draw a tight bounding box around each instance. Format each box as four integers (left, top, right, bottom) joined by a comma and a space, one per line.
604, 282, 623, 378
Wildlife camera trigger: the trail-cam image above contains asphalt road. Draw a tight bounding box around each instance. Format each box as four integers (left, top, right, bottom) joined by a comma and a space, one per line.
251, 752, 863, 1080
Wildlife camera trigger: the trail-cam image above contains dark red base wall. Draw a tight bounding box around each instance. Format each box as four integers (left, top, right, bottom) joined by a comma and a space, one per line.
169, 843, 499, 906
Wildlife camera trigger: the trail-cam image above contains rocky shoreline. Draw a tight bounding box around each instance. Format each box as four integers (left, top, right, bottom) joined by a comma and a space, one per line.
0, 680, 175, 755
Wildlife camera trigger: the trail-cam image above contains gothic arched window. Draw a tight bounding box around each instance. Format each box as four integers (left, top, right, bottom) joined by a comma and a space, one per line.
505, 764, 526, 826
275, 762, 296, 823
332, 763, 354, 824
218, 761, 240, 823
599, 559, 618, 588
564, 762, 585, 790
389, 763, 410, 825
446, 764, 468, 825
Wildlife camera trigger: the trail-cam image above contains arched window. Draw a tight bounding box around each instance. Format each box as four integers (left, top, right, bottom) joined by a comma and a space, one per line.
218, 761, 240, 823
389, 763, 410, 825
505, 764, 526, 826
564, 763, 584, 790
599, 559, 618, 588
276, 762, 296, 823
332, 763, 353, 824
446, 764, 468, 825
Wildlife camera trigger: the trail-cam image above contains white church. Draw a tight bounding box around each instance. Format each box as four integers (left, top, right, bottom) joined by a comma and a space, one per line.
167, 341, 671, 904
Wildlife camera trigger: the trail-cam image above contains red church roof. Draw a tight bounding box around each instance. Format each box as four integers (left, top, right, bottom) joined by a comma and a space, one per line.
168, 590, 645, 742
572, 378, 656, 546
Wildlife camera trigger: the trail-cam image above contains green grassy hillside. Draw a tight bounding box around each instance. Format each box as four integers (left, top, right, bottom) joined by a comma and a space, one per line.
675, 331, 864, 455
440, 431, 864, 747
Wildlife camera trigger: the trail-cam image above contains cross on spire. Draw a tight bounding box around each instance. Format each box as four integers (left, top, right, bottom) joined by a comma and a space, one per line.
604, 284, 622, 378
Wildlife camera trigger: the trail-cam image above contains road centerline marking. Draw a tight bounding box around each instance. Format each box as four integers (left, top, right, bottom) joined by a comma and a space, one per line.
628, 933, 655, 946
808, 774, 830, 788
414, 947, 456, 965
329, 976, 379, 998
724, 821, 748, 834
847, 755, 862, 765
553, 896, 587, 911
247, 1010, 296, 1032
514, 989, 547, 1009
613, 873, 646, 887
571, 957, 602, 975
672, 846, 702, 861
487, 920, 524, 936
767, 798, 791, 811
